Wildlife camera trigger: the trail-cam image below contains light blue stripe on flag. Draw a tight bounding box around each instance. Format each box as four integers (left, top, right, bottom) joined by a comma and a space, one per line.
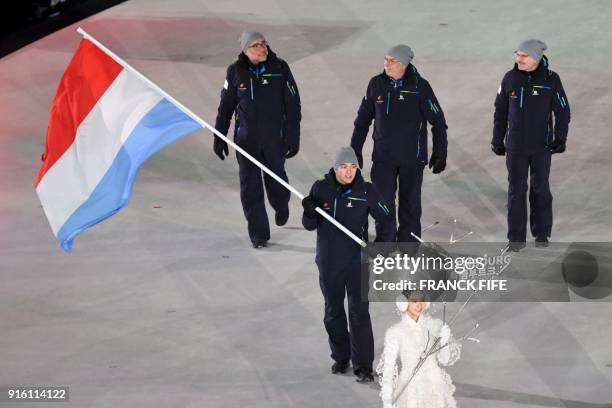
57, 99, 202, 252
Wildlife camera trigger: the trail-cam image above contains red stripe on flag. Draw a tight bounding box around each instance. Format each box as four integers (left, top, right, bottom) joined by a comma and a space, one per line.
35, 39, 123, 187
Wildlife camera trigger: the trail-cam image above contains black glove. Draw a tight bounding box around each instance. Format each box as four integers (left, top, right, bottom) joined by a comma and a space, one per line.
491, 144, 506, 156
213, 137, 229, 160
301, 196, 317, 217
548, 139, 566, 154
285, 144, 299, 159
428, 156, 446, 174
355, 152, 363, 169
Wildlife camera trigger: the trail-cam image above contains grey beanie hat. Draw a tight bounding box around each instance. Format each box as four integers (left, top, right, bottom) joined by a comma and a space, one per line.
333, 147, 359, 169
386, 44, 414, 66
516, 39, 547, 62
239, 31, 265, 52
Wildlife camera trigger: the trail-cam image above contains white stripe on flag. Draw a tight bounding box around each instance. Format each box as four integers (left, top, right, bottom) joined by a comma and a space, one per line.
37, 69, 163, 234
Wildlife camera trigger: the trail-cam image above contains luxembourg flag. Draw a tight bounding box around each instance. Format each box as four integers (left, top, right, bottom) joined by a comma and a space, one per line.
35, 37, 203, 252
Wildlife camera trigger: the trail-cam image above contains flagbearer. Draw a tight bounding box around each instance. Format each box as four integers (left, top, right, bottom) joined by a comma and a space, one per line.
214, 31, 301, 248
302, 147, 394, 382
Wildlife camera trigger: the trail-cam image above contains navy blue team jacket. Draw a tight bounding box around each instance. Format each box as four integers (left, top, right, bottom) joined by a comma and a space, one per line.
302, 169, 393, 269
351, 65, 448, 165
492, 56, 570, 153
214, 49, 301, 151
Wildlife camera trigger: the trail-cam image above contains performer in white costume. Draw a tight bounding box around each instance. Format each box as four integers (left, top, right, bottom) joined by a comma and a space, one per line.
377, 291, 461, 408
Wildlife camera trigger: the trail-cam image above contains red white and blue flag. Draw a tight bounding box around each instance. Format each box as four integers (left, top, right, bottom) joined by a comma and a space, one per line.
35, 39, 202, 252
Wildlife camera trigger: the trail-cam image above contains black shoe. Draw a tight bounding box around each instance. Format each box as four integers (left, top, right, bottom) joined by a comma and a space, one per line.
535, 236, 549, 247
251, 238, 268, 249
507, 241, 526, 252
331, 361, 350, 374
275, 209, 289, 226
354, 367, 374, 383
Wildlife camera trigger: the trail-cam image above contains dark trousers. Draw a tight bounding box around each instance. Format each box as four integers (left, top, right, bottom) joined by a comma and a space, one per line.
236, 144, 290, 241
371, 160, 424, 242
317, 260, 373, 370
506, 150, 553, 242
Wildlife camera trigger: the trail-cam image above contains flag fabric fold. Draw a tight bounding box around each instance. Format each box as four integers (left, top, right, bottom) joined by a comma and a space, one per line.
36, 39, 203, 252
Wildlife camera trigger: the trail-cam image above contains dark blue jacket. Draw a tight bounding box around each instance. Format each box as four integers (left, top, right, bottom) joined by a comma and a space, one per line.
215, 49, 301, 151
492, 56, 570, 152
303, 169, 393, 269
351, 65, 448, 165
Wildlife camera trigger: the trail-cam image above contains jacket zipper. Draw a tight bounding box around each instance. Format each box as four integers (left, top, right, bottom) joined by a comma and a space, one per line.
333, 198, 337, 219
386, 91, 391, 114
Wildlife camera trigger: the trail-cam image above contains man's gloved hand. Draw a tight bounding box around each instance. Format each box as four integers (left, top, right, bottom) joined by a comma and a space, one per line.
213, 137, 229, 160
285, 144, 299, 159
439, 324, 451, 344
491, 144, 506, 156
429, 156, 446, 174
548, 139, 566, 154
301, 196, 317, 217
356, 152, 364, 169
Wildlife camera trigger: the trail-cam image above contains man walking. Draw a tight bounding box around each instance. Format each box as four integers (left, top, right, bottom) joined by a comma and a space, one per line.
214, 31, 301, 248
492, 39, 570, 251
302, 147, 394, 383
351, 45, 448, 246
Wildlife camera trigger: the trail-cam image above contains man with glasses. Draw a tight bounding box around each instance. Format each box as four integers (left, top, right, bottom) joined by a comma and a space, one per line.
492, 39, 570, 251
214, 32, 301, 248
350, 45, 448, 248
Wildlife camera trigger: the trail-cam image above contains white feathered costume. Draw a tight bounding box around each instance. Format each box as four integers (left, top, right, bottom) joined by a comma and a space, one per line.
376, 310, 461, 408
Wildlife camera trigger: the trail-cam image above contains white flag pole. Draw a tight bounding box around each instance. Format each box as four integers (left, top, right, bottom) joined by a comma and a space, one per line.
76, 27, 366, 248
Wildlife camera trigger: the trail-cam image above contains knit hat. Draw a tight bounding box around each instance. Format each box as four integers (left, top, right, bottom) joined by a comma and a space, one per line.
516, 39, 547, 62
239, 31, 265, 52
386, 44, 414, 66
333, 147, 359, 169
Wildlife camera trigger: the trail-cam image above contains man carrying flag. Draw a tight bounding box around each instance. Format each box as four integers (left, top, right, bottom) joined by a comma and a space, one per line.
214, 31, 302, 249
301, 147, 394, 383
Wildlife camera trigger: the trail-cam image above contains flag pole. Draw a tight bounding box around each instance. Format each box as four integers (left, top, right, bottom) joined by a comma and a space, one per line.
76, 27, 366, 248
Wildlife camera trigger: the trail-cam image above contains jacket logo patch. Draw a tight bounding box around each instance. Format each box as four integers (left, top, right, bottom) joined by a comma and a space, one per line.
239, 83, 247, 92
346, 201, 353, 208
322, 202, 330, 210
510, 90, 518, 99
532, 89, 539, 96
262, 79, 269, 85
398, 94, 404, 101
376, 95, 384, 104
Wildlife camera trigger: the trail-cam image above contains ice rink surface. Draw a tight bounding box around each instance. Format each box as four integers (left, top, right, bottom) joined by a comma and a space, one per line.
1, 1, 611, 407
